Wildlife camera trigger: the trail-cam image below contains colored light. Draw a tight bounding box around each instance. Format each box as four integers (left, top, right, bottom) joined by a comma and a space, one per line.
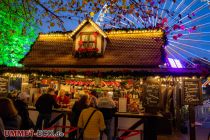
174, 59, 183, 68
0, 4, 37, 67
168, 58, 177, 68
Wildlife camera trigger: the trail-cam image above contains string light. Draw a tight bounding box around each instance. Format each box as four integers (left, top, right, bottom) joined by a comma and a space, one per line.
70, 19, 107, 38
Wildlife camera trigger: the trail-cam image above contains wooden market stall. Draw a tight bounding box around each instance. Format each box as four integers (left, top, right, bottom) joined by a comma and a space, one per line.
0, 19, 204, 140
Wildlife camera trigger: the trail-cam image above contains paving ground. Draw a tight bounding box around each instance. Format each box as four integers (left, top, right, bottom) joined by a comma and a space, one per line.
158, 127, 210, 140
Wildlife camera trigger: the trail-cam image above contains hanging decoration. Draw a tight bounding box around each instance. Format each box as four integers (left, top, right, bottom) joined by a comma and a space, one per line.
93, 31, 99, 37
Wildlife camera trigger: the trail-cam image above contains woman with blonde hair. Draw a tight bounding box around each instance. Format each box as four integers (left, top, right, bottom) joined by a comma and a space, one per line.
56, 89, 70, 108
0, 98, 21, 130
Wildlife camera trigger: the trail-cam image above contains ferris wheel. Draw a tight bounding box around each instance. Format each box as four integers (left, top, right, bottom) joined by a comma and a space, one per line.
95, 0, 210, 67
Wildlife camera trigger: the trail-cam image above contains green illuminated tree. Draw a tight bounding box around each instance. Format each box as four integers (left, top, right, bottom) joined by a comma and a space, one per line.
0, 1, 37, 67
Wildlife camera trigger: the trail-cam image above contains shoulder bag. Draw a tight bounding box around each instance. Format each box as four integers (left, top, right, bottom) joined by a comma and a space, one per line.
78, 109, 97, 140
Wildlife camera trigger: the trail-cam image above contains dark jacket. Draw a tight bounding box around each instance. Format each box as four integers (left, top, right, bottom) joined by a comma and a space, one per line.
13, 99, 34, 129
0, 117, 5, 140
1, 115, 21, 140
99, 108, 117, 120
2, 115, 21, 130
35, 94, 59, 114
70, 101, 88, 126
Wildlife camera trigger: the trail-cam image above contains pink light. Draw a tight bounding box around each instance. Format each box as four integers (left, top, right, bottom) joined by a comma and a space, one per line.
168, 58, 177, 68
174, 59, 183, 68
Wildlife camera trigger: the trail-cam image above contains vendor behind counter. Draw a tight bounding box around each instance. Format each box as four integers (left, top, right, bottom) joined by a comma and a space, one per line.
56, 89, 70, 108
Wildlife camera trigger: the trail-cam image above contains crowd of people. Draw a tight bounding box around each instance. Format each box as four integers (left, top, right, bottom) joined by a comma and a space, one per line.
0, 88, 117, 140
0, 95, 33, 140
70, 90, 117, 140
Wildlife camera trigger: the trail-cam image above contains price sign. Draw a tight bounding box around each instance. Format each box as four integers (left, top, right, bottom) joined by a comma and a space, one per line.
182, 79, 202, 105
143, 84, 160, 108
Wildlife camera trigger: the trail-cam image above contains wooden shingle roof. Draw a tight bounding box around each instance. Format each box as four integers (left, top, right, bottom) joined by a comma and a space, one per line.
21, 30, 166, 69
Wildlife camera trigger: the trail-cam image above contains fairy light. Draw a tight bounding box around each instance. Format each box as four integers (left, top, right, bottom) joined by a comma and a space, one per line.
177, 38, 210, 46
3, 73, 28, 78
154, 2, 160, 26
106, 31, 163, 37
160, 0, 167, 18
168, 0, 197, 25
182, 13, 210, 25
174, 0, 185, 11
70, 19, 107, 38
70, 19, 88, 37
96, 4, 108, 26
172, 22, 210, 33
169, 43, 210, 65
119, 14, 135, 25
169, 40, 210, 53
168, 32, 210, 37
165, 48, 177, 60
179, 3, 208, 22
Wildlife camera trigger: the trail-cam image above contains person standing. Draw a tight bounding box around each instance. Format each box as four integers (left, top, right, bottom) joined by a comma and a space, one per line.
13, 94, 34, 130
35, 88, 59, 130
69, 94, 89, 139
0, 98, 22, 140
0, 117, 5, 140
98, 92, 116, 140
56, 89, 70, 108
70, 94, 89, 127
78, 96, 105, 140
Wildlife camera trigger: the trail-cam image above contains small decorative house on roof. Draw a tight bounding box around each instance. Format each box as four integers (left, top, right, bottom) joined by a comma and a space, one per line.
20, 19, 200, 75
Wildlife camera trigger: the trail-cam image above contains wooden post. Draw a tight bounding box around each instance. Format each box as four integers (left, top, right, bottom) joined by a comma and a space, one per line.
189, 105, 196, 140
144, 117, 158, 140
114, 116, 118, 138
62, 113, 67, 133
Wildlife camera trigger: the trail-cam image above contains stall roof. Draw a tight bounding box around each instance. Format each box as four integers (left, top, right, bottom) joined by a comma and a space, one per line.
21, 30, 166, 68
18, 19, 202, 75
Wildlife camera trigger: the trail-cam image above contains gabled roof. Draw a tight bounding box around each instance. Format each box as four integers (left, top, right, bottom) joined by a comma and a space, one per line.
21, 29, 166, 68
70, 18, 107, 38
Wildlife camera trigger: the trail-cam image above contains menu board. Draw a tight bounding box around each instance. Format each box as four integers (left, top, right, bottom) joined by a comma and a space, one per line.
9, 78, 22, 92
143, 84, 160, 108
182, 79, 201, 105
0, 76, 8, 94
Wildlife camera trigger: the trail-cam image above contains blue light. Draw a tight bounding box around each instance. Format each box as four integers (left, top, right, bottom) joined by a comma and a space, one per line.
168, 58, 177, 68
174, 59, 183, 68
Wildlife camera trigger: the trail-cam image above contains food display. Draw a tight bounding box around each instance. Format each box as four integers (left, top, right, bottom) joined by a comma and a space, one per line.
1, 73, 181, 115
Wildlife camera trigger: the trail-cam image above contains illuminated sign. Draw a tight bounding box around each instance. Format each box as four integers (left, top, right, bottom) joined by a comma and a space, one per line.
168, 58, 184, 68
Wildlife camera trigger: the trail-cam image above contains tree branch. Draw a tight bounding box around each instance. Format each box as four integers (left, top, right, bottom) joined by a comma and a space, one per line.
22, 0, 28, 20
33, 0, 66, 32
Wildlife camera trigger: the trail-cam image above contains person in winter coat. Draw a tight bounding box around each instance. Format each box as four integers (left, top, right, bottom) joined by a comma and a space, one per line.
35, 88, 59, 130
0, 98, 22, 140
69, 94, 89, 139
78, 96, 105, 140
98, 92, 116, 140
